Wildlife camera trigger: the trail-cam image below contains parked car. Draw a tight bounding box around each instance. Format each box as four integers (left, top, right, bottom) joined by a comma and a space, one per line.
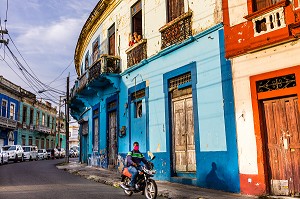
69, 149, 78, 158
37, 149, 47, 160
57, 148, 66, 158
6, 145, 24, 162
46, 148, 59, 159
22, 145, 38, 161
0, 147, 9, 164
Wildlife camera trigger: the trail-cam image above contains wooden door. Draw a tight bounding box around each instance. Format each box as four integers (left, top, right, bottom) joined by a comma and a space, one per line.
93, 117, 99, 151
108, 111, 117, 168
172, 94, 196, 172
262, 96, 300, 196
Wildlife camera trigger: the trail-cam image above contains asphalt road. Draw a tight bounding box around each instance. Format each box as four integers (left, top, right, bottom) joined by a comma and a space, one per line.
0, 158, 155, 199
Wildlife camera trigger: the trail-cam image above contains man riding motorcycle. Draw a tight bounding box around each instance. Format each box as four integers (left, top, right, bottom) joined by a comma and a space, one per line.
126, 141, 150, 191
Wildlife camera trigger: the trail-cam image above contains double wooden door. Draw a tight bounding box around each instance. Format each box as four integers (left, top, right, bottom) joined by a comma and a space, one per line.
262, 96, 300, 196
172, 94, 196, 173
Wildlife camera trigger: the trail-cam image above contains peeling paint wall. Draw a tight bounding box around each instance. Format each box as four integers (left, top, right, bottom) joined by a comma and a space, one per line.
228, 1, 247, 26
74, 0, 240, 193
79, 0, 223, 71
232, 39, 300, 194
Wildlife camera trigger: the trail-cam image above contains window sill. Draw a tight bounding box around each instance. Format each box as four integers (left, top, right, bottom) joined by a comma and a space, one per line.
125, 39, 147, 54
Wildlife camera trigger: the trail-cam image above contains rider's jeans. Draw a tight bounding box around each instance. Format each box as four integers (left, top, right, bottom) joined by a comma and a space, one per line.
128, 165, 141, 187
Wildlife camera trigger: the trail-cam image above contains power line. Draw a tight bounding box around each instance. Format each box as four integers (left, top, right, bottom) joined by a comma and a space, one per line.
7, 33, 65, 95
48, 59, 73, 87
2, 44, 60, 103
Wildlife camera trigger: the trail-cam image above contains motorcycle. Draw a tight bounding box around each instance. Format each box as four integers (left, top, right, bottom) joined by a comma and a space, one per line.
120, 156, 157, 199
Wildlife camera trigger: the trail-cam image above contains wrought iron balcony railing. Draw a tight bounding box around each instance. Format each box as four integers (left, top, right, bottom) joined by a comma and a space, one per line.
71, 54, 120, 98
35, 125, 52, 134
126, 39, 147, 68
159, 12, 192, 49
0, 116, 17, 129
89, 54, 120, 82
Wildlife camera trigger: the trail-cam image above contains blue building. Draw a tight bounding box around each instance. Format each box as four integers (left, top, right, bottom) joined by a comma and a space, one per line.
0, 76, 62, 150
70, 0, 240, 193
0, 76, 20, 146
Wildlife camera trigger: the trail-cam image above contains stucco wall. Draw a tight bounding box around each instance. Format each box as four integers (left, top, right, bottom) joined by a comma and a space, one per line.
232, 40, 300, 175
228, 1, 247, 27
79, 0, 223, 73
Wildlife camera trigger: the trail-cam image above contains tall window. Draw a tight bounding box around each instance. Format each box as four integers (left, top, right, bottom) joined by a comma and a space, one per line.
92, 38, 99, 63
22, 135, 26, 145
47, 115, 50, 127
108, 24, 115, 56
85, 51, 89, 70
131, 89, 145, 118
23, 105, 27, 123
36, 111, 40, 126
80, 63, 84, 76
52, 117, 55, 130
30, 108, 34, 124
93, 108, 99, 151
1, 99, 7, 117
29, 136, 32, 145
131, 1, 142, 37
252, 0, 281, 12
42, 113, 45, 126
9, 103, 15, 120
167, 0, 184, 22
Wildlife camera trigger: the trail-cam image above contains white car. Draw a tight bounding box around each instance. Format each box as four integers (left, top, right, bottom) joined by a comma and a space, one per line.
6, 145, 24, 162
57, 148, 66, 158
0, 147, 9, 164
22, 146, 38, 161
38, 149, 47, 160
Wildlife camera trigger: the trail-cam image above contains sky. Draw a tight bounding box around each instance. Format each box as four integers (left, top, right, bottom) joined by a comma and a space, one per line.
0, 0, 99, 105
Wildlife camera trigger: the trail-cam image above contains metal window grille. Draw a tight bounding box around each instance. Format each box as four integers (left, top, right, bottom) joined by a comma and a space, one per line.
256, 74, 296, 93
169, 72, 191, 91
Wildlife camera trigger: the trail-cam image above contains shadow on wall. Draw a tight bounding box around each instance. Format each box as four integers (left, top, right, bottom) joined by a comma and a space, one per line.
206, 162, 228, 191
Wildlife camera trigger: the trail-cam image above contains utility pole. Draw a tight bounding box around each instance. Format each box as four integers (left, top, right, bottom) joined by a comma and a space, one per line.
65, 74, 70, 163
57, 96, 61, 148
0, 29, 9, 45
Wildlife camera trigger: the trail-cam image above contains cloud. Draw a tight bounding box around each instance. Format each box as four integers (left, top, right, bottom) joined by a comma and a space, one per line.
15, 16, 85, 56
0, 0, 99, 98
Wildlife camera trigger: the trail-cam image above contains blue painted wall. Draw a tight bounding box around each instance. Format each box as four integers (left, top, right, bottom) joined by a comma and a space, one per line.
73, 24, 239, 193
117, 25, 239, 192
0, 93, 19, 145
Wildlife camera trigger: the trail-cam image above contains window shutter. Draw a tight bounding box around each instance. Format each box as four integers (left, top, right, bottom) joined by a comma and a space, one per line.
168, 0, 184, 22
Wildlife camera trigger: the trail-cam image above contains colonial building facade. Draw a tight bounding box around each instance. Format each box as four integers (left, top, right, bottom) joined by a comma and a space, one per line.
223, 0, 300, 196
70, 0, 240, 193
18, 98, 58, 149
0, 76, 20, 146
0, 75, 64, 150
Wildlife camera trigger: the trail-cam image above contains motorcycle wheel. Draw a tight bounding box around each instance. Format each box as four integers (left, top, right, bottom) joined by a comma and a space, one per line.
123, 176, 133, 196
144, 179, 157, 199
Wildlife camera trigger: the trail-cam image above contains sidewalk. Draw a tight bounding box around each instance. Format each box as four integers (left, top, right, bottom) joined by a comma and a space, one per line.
56, 161, 274, 199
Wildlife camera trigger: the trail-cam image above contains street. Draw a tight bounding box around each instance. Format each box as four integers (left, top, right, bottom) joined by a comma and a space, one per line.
0, 158, 159, 199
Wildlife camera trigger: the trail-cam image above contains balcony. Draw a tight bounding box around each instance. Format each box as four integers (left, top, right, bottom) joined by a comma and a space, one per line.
89, 54, 121, 82
252, 7, 286, 36
30, 124, 34, 131
126, 39, 147, 68
0, 116, 17, 129
159, 11, 192, 50
70, 54, 120, 98
35, 125, 52, 134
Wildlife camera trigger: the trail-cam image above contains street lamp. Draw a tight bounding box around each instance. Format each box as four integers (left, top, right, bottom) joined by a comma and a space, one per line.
38, 88, 65, 95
